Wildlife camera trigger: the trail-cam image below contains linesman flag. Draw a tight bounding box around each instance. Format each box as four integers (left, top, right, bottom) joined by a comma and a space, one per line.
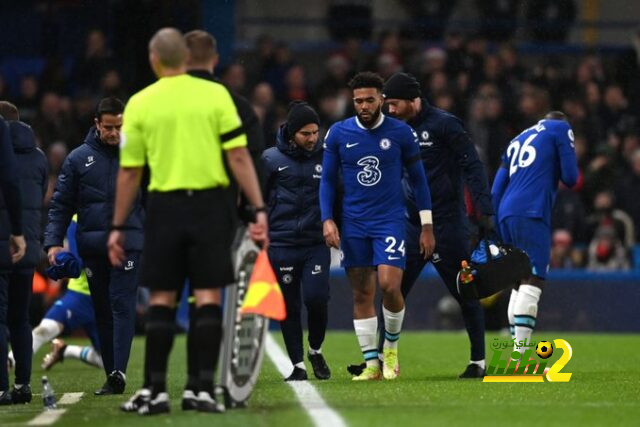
241, 250, 286, 321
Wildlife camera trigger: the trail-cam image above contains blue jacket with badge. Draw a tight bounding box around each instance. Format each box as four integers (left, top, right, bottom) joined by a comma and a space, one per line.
44, 127, 144, 258
404, 100, 493, 226
0, 121, 48, 270
262, 124, 324, 247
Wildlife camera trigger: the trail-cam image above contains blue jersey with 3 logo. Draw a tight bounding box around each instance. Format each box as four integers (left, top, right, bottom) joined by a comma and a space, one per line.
320, 114, 430, 268
323, 114, 420, 222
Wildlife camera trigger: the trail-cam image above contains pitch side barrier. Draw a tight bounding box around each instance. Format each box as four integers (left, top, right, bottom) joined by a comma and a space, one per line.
325, 265, 640, 332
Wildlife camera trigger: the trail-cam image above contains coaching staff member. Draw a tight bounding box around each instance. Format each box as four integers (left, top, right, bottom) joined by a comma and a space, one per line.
384, 73, 494, 378
108, 28, 267, 416
0, 102, 47, 405
263, 102, 331, 382
0, 106, 31, 404
44, 97, 143, 394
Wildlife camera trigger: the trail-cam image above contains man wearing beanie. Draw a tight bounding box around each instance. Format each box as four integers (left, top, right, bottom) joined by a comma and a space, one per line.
375, 72, 495, 378
262, 102, 331, 381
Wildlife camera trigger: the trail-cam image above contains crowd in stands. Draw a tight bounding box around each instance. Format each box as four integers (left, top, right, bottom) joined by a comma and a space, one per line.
1, 19, 639, 272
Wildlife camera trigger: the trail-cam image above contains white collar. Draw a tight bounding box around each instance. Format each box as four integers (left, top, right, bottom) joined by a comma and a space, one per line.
355, 113, 385, 130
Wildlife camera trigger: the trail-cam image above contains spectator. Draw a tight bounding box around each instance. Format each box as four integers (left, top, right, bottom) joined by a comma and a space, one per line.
15, 76, 40, 125
32, 92, 78, 150
552, 185, 588, 245
615, 149, 640, 241
526, 0, 577, 43
586, 190, 635, 249
550, 229, 580, 269
476, 0, 519, 42
587, 226, 630, 271
221, 62, 248, 96
72, 29, 115, 95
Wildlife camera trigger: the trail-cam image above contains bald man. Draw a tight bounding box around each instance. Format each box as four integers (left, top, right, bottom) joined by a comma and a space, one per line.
109, 28, 267, 415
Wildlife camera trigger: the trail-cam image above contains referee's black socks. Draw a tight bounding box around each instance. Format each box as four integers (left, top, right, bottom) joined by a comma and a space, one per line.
146, 305, 175, 397
185, 302, 198, 393
194, 304, 223, 396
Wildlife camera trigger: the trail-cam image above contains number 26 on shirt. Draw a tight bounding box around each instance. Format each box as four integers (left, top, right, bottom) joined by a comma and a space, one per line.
507, 133, 538, 176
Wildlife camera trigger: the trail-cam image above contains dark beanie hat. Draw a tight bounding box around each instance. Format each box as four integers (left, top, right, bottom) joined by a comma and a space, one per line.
286, 101, 320, 135
383, 72, 421, 100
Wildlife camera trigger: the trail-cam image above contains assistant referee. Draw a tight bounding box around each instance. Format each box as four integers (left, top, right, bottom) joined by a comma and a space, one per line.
107, 28, 267, 416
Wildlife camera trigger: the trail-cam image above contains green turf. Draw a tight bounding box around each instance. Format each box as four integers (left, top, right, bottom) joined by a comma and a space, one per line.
1, 332, 639, 426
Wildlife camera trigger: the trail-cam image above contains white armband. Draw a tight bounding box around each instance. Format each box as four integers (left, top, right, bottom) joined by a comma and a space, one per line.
419, 210, 433, 225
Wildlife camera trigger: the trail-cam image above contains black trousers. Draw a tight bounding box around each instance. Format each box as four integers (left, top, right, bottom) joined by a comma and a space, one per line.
0, 268, 33, 390
268, 244, 331, 365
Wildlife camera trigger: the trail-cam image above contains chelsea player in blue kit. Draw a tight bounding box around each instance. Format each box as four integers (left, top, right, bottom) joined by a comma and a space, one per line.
320, 72, 435, 380
492, 111, 578, 355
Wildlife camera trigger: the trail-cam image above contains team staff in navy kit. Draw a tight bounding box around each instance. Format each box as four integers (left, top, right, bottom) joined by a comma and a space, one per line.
44, 97, 144, 395
262, 102, 331, 381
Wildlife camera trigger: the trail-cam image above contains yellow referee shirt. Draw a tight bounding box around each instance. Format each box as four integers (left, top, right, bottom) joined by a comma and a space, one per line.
120, 74, 247, 191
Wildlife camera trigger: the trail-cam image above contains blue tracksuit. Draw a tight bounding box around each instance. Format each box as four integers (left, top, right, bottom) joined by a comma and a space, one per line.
398, 102, 494, 361
44, 127, 143, 377
262, 124, 330, 363
492, 119, 578, 279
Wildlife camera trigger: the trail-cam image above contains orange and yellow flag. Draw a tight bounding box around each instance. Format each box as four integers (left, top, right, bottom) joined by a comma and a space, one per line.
241, 250, 286, 321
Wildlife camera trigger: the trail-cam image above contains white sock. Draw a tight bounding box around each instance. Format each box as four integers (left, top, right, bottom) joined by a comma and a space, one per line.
470, 360, 485, 369
14, 383, 24, 390
64, 345, 104, 369
513, 285, 542, 355
507, 289, 518, 339
382, 306, 405, 350
32, 319, 63, 353
354, 317, 379, 368
294, 362, 306, 370
308, 347, 321, 355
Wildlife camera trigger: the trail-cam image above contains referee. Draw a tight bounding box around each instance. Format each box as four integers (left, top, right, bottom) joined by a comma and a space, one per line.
107, 28, 267, 416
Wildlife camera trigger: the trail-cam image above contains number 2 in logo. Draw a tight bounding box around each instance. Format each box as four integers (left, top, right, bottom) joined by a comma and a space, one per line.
356, 156, 382, 186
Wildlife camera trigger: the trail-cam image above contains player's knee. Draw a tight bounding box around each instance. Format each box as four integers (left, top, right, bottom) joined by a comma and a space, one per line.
352, 288, 375, 306
34, 318, 63, 341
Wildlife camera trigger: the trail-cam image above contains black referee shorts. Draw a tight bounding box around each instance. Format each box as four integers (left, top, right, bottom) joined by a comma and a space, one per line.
140, 188, 235, 291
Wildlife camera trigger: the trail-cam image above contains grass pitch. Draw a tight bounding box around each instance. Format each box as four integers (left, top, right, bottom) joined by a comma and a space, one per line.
1, 331, 639, 426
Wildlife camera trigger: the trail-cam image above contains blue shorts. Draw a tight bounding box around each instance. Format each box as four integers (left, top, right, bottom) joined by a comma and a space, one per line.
341, 218, 406, 269
499, 216, 550, 279
45, 289, 101, 351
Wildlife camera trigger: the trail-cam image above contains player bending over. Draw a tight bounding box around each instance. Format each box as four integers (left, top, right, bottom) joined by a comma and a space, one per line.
491, 111, 578, 355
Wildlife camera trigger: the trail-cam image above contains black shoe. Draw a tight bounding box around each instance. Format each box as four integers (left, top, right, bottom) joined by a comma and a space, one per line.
284, 367, 308, 381
120, 388, 150, 412
196, 391, 224, 413
0, 390, 12, 405
308, 353, 331, 380
138, 393, 170, 416
347, 362, 366, 376
94, 381, 113, 396
11, 384, 32, 404
181, 389, 198, 411
108, 371, 126, 394
459, 363, 485, 378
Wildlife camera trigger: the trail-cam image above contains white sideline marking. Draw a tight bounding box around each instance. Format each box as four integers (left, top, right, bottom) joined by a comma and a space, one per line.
265, 334, 347, 427
58, 392, 84, 405
27, 409, 67, 426
27, 392, 83, 425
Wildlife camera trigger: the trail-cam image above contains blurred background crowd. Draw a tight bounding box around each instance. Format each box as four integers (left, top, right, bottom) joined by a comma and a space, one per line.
1, 0, 639, 300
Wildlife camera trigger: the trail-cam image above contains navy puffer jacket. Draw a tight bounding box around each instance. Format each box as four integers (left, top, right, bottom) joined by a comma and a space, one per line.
0, 121, 48, 269
262, 124, 324, 247
44, 128, 144, 258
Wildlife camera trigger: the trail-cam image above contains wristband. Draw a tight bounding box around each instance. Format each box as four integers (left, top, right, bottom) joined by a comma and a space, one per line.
109, 224, 130, 231
254, 206, 267, 214
419, 210, 433, 226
